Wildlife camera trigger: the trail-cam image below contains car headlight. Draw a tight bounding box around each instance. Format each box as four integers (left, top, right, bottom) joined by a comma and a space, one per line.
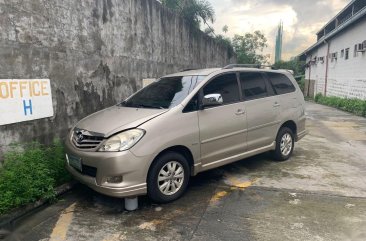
99, 129, 145, 152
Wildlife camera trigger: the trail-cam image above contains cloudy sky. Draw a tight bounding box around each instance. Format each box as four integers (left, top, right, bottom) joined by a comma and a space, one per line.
207, 0, 350, 62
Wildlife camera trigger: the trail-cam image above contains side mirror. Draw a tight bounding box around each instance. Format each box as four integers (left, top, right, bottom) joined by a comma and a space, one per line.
202, 93, 223, 107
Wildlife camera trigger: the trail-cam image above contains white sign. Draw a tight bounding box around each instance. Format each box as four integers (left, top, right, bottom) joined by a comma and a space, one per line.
0, 79, 54, 125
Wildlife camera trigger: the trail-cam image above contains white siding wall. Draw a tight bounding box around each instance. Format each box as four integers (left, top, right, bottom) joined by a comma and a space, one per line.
305, 17, 366, 100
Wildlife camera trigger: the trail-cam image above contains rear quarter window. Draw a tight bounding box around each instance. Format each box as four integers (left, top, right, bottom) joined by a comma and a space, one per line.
266, 72, 296, 95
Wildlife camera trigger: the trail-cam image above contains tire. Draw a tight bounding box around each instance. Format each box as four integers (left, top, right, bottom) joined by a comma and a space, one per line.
147, 152, 190, 203
273, 127, 294, 161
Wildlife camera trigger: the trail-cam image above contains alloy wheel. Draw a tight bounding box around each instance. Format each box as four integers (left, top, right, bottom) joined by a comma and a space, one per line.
280, 133, 293, 156
157, 161, 185, 195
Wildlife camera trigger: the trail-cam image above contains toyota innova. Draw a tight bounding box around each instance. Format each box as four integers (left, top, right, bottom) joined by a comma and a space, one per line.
65, 65, 307, 203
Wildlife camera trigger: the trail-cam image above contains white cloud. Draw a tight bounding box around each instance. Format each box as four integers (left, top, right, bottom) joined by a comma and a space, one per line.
207, 0, 349, 62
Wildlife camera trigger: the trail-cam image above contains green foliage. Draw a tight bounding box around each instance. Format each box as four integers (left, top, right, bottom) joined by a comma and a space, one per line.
0, 140, 71, 214
314, 94, 366, 117
232, 31, 269, 65
204, 27, 214, 35
297, 76, 305, 93
162, 1, 269, 65
272, 59, 305, 76
214, 34, 232, 47
214, 34, 234, 59
161, 0, 215, 28
314, 93, 322, 102
162, 1, 272, 65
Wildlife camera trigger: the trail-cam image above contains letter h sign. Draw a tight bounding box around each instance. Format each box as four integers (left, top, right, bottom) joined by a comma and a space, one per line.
23, 99, 33, 115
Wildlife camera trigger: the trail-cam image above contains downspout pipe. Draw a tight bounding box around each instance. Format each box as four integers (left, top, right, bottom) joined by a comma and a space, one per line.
324, 40, 330, 96
308, 54, 312, 97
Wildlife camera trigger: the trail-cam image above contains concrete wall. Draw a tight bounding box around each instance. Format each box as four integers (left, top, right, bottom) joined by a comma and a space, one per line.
305, 16, 366, 99
0, 0, 235, 158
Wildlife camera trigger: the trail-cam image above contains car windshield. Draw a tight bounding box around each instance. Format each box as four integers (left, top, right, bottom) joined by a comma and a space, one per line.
120, 75, 206, 109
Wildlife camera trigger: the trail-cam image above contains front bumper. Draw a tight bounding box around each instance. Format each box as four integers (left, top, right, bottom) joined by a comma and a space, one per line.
65, 138, 152, 198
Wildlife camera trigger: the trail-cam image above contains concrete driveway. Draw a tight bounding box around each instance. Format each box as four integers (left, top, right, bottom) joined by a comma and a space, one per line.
4, 102, 366, 241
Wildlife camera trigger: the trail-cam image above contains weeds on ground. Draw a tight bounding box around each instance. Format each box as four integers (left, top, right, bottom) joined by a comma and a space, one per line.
314, 93, 366, 117
0, 140, 71, 214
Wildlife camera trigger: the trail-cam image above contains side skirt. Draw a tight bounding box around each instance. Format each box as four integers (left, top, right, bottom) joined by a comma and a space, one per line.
193, 142, 275, 175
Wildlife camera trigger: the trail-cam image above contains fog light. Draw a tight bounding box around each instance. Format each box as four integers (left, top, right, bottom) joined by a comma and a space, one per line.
106, 176, 123, 183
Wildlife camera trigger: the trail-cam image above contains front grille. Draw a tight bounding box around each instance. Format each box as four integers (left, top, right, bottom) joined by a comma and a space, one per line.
72, 129, 104, 149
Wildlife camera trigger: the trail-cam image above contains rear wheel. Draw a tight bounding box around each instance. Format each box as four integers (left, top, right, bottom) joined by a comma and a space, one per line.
273, 127, 294, 161
147, 152, 190, 203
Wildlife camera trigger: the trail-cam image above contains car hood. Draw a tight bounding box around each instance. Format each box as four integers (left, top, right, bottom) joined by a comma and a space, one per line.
75, 105, 168, 137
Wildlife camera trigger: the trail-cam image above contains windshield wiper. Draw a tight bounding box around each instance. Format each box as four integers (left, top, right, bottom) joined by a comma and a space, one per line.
118, 101, 165, 109
136, 104, 165, 109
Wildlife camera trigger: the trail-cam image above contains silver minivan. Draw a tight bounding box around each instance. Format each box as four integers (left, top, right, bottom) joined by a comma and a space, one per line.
65, 65, 307, 203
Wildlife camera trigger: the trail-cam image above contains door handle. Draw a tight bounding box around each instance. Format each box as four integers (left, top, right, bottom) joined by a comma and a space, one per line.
273, 102, 280, 107
235, 109, 245, 115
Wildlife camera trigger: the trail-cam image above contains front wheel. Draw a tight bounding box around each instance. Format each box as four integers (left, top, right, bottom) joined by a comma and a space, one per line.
273, 127, 294, 161
147, 152, 190, 203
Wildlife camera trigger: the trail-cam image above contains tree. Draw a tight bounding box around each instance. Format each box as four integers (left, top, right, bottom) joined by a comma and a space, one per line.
272, 59, 305, 76
204, 27, 215, 36
161, 0, 215, 28
222, 25, 228, 33
215, 34, 231, 46
232, 31, 269, 65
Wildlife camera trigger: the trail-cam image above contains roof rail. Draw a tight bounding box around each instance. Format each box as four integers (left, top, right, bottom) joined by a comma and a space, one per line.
222, 64, 276, 69
279, 69, 294, 75
222, 64, 296, 75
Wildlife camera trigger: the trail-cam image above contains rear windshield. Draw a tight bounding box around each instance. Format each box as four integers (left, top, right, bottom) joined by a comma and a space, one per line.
120, 75, 206, 109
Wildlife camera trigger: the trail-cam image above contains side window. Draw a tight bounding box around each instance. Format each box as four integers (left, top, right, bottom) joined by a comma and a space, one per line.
240, 72, 268, 101
203, 73, 240, 106
183, 94, 199, 113
267, 72, 296, 95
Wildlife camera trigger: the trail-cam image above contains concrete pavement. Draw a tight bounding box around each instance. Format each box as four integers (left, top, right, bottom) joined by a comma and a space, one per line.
3, 102, 366, 241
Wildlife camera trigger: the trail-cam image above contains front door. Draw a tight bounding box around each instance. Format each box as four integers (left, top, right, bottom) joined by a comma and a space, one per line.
198, 73, 247, 168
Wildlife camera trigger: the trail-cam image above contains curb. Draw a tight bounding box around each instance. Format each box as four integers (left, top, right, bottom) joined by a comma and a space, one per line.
0, 180, 77, 231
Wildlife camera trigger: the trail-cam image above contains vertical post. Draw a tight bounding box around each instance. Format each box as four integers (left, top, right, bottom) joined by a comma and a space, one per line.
308, 55, 312, 97
324, 41, 330, 97
125, 197, 138, 211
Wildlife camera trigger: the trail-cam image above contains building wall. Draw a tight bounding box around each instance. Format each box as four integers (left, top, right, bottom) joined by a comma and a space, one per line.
305, 44, 328, 96
305, 17, 366, 99
0, 0, 235, 158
